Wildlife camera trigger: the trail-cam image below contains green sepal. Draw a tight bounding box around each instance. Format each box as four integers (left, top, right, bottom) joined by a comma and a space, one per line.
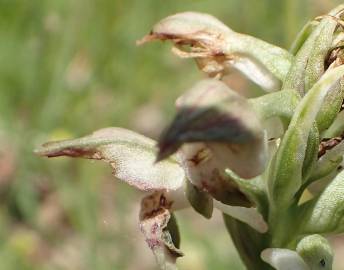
304, 17, 337, 91
316, 80, 344, 132
307, 140, 344, 184
185, 180, 213, 219
302, 125, 320, 181
166, 213, 181, 249
289, 20, 319, 55
283, 20, 326, 95
322, 110, 344, 138
229, 33, 293, 83
300, 169, 344, 234
225, 169, 268, 215
249, 89, 300, 126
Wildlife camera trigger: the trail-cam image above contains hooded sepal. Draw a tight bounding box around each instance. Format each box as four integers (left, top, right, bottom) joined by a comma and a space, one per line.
157, 79, 268, 180
138, 12, 292, 91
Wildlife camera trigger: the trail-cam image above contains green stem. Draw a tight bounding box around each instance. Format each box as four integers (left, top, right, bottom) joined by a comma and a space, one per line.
268, 202, 299, 249
223, 214, 273, 270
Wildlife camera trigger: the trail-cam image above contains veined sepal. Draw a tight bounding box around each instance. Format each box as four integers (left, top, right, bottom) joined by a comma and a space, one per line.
35, 127, 185, 191
299, 169, 344, 235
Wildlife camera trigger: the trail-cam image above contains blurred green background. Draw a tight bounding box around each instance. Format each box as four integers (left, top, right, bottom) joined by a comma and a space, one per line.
1, 0, 343, 269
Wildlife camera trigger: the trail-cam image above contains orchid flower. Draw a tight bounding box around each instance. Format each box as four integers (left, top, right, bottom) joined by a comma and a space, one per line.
36, 5, 344, 270
35, 126, 267, 270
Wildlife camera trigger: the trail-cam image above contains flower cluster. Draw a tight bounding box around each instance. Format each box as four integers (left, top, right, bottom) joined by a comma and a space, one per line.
36, 5, 344, 270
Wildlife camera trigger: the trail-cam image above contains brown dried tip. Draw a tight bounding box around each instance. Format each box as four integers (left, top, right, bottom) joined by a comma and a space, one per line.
318, 134, 344, 158
136, 32, 159, 46
34, 142, 98, 159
